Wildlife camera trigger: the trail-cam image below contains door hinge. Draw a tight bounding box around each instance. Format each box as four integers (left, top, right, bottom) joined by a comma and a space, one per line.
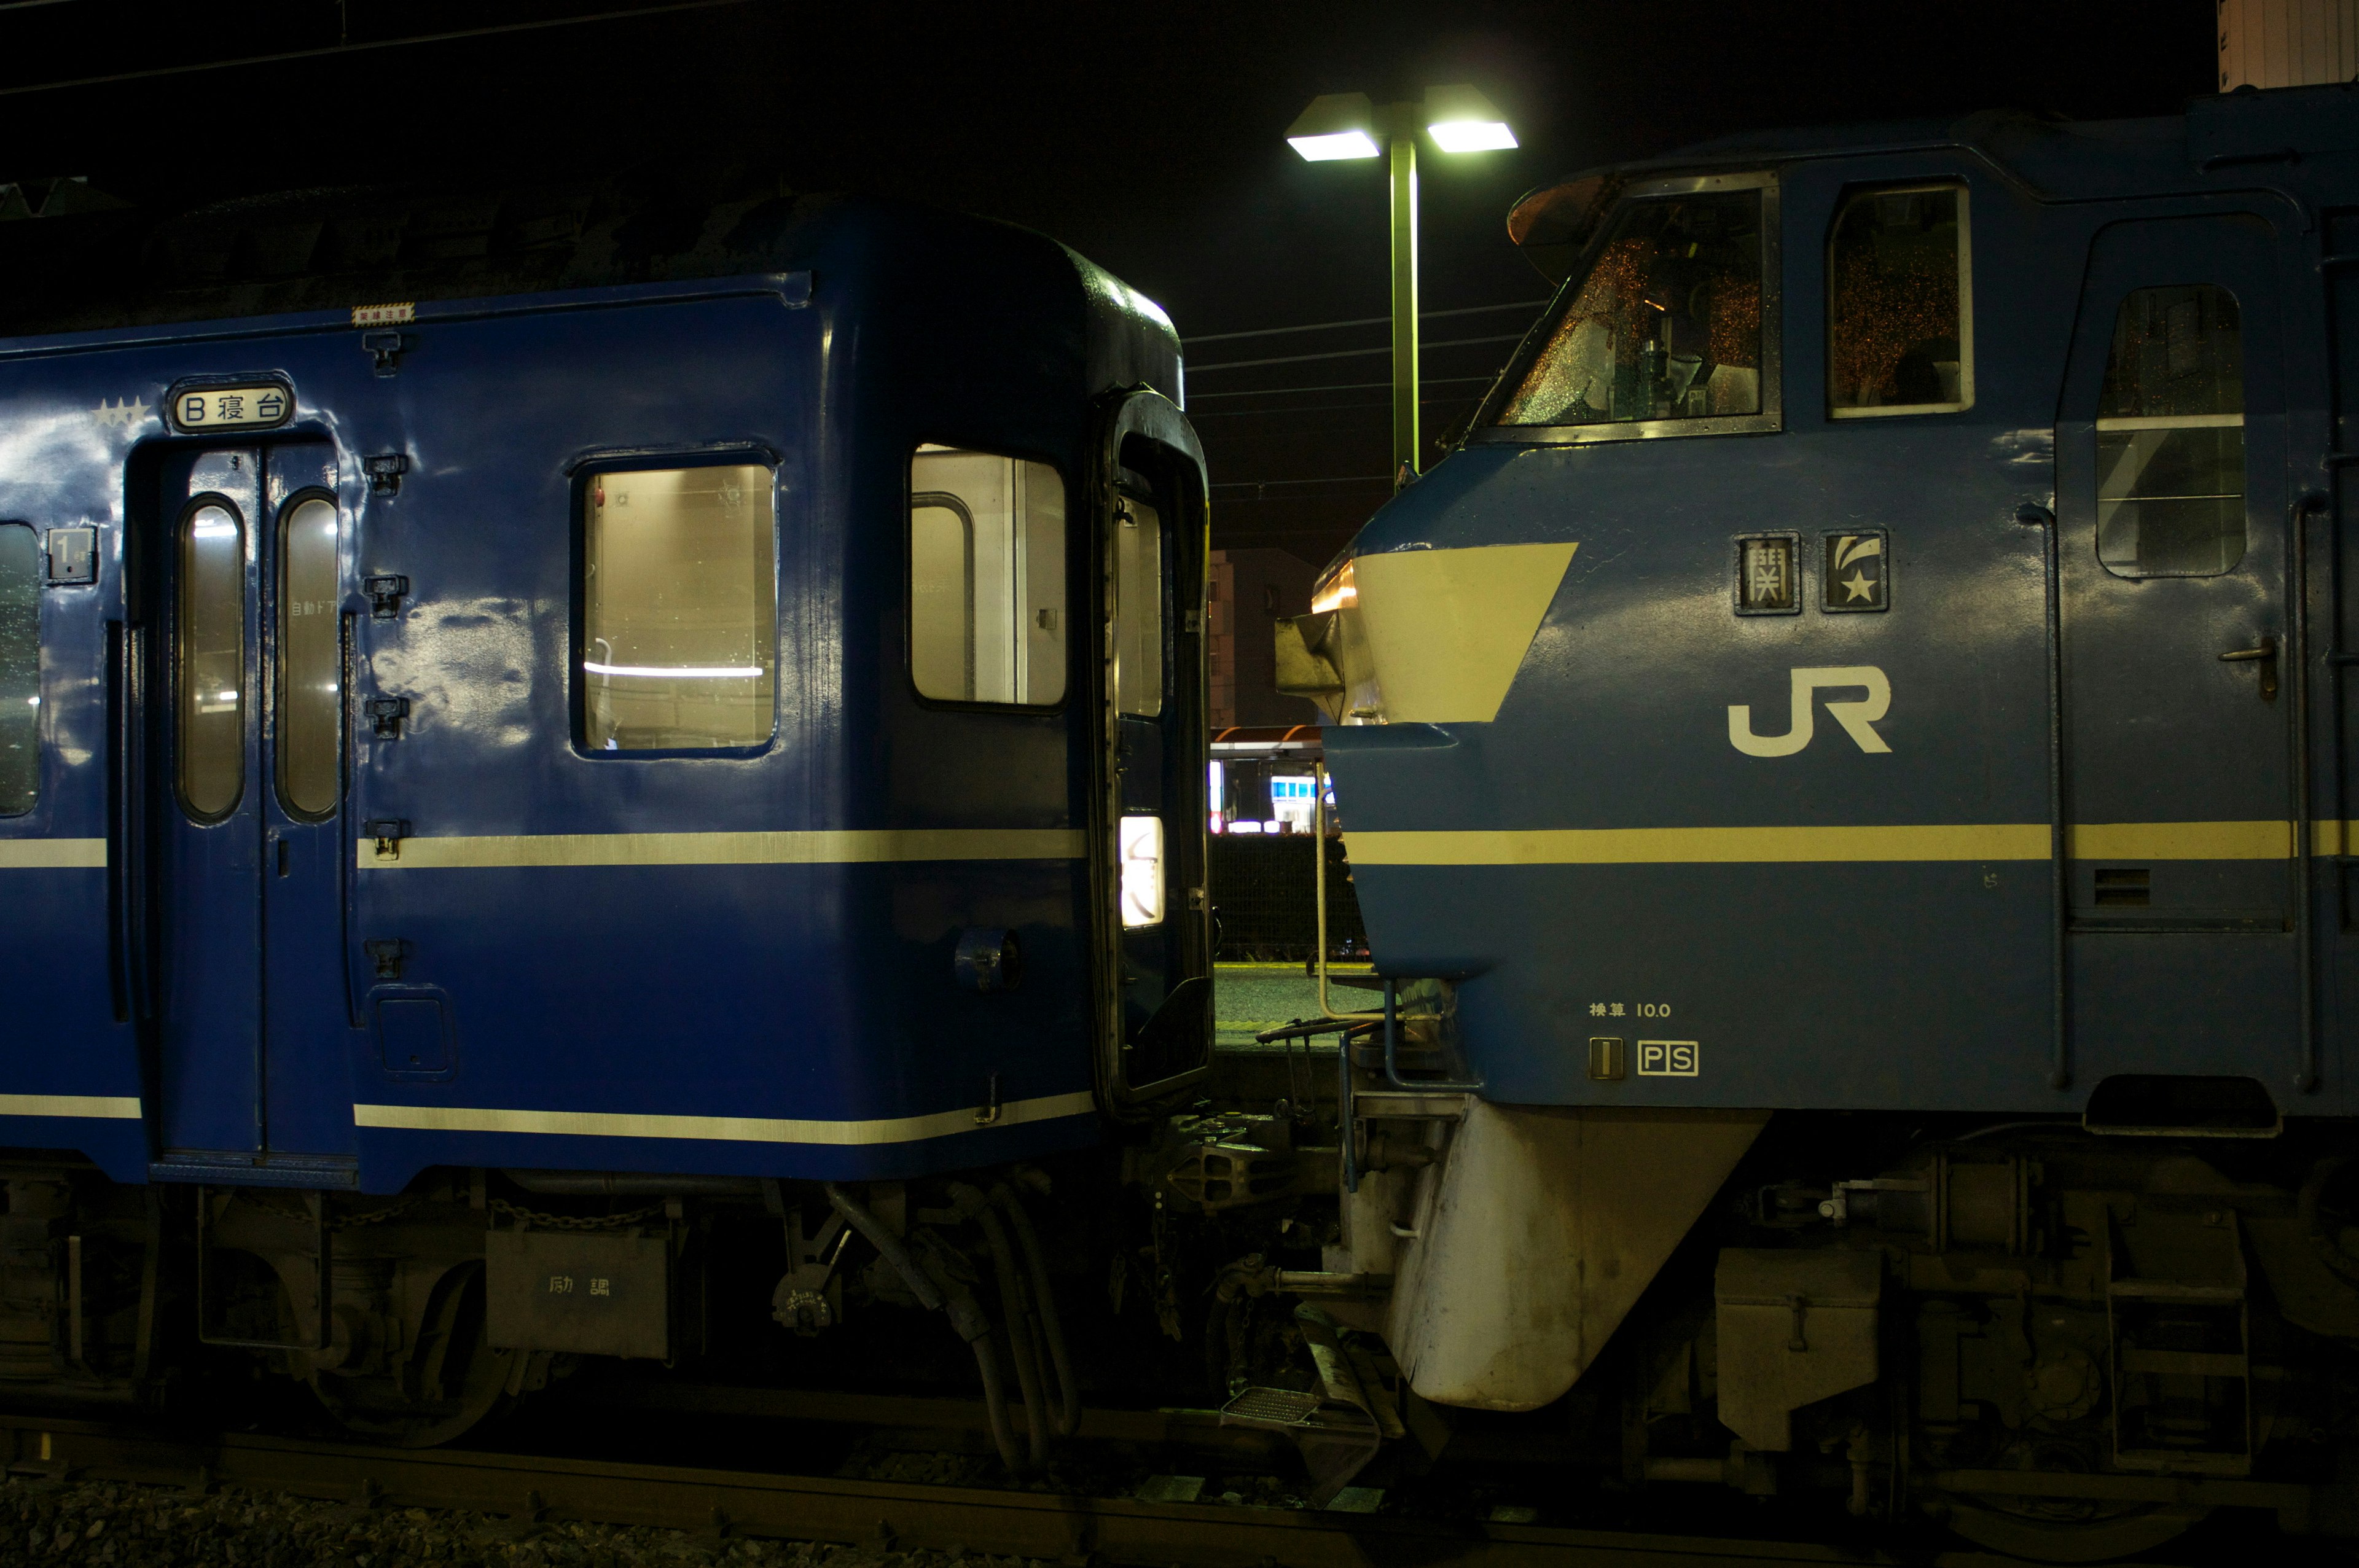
363, 574, 409, 619
366, 453, 409, 496
364, 695, 409, 739
362, 331, 412, 376
363, 818, 409, 862
362, 938, 409, 980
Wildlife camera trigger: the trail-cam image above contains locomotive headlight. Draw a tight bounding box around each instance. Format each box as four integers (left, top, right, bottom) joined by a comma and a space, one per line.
1118, 814, 1165, 927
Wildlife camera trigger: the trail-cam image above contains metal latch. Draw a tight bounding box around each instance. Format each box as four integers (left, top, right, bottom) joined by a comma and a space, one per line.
363, 818, 408, 862
364, 695, 409, 739
2220, 634, 2279, 701
366, 454, 409, 496
361, 331, 411, 376
362, 938, 407, 980
363, 574, 409, 619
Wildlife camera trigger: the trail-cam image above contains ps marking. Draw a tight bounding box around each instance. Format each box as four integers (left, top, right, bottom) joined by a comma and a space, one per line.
1637, 1040, 1700, 1077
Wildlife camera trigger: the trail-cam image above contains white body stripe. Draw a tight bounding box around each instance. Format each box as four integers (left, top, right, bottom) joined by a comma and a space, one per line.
352, 1090, 1098, 1145
359, 829, 1086, 870
0, 1094, 142, 1120
0, 840, 107, 869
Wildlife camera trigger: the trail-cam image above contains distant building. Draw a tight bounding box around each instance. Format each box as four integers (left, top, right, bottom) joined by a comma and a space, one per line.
2218, 0, 2357, 88
1207, 547, 1321, 730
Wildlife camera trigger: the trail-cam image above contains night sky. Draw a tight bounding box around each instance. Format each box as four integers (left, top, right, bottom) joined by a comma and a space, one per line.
0, 0, 2214, 566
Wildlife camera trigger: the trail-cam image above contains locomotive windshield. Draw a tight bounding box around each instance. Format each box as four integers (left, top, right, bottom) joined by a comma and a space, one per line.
1496, 186, 1765, 427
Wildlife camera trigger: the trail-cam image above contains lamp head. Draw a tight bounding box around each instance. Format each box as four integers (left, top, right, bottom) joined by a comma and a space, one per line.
1286, 92, 1380, 161
1423, 84, 1516, 152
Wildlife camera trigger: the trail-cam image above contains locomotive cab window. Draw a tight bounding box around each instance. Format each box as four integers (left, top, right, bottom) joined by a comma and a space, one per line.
2094, 285, 2245, 578
582, 462, 777, 751
1495, 177, 1771, 433
0, 523, 35, 815
1828, 184, 1973, 416
909, 447, 1067, 706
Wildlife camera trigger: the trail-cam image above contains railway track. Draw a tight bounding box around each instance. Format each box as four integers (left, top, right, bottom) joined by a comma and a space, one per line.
0, 1409, 2183, 1568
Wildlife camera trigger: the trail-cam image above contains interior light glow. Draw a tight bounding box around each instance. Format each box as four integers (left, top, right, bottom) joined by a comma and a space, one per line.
1427, 119, 1517, 153
216, 690, 237, 702
1230, 821, 1264, 835
584, 661, 764, 678
1309, 558, 1358, 612
1289, 130, 1380, 162
25, 696, 36, 706
1118, 814, 1165, 927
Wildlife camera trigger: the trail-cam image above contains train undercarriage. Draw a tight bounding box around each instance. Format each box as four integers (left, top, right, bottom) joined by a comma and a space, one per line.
6, 1102, 2359, 1563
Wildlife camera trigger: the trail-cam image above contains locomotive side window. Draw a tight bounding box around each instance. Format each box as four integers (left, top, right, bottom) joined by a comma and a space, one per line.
0, 524, 34, 814
2095, 285, 2245, 578
1496, 186, 1766, 427
1114, 497, 1162, 717
178, 500, 246, 817
1828, 185, 1973, 416
277, 495, 340, 816
582, 462, 777, 751
908, 447, 1067, 706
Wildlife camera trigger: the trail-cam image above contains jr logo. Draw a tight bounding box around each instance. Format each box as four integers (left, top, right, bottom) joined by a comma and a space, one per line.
1727, 666, 1892, 757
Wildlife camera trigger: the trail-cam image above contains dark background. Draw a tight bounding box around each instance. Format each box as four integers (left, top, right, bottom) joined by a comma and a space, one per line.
0, 0, 2214, 567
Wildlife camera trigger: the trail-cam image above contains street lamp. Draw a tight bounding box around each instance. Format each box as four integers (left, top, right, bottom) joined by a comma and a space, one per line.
1286, 85, 1517, 478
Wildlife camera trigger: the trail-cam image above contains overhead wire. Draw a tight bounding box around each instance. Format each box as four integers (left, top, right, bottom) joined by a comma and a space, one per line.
1181, 298, 1548, 346
0, 0, 752, 98
1190, 332, 1527, 373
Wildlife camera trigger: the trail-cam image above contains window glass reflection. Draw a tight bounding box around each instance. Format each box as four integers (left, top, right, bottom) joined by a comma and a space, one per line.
179, 501, 245, 817
583, 463, 777, 751
2095, 285, 2246, 579
909, 447, 1066, 705
279, 496, 340, 815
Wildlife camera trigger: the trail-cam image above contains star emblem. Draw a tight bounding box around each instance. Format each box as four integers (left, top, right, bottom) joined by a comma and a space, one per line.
90, 397, 148, 430
1842, 569, 1876, 602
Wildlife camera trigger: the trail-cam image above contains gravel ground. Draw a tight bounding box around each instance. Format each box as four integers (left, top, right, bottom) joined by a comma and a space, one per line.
0, 1475, 1065, 1568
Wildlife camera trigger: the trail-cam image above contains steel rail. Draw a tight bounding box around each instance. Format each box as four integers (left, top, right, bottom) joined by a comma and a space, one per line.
0, 1411, 2059, 1568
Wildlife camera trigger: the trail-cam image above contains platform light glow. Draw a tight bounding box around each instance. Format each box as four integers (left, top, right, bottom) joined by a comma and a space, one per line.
1426, 119, 1517, 152
1286, 92, 1379, 163
1289, 129, 1380, 162
1422, 85, 1516, 154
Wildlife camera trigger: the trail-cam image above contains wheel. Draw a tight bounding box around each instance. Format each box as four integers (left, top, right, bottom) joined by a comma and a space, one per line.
306, 1260, 514, 1447
1937, 1496, 2207, 1563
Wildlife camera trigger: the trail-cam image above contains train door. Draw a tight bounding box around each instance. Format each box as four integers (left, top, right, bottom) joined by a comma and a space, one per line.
150, 441, 353, 1160
2057, 214, 2296, 1077
1095, 394, 1212, 1107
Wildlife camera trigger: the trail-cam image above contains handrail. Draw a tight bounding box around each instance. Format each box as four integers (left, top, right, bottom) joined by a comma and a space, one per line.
2014, 502, 2070, 1091
1381, 980, 1483, 1093
2293, 491, 2328, 1093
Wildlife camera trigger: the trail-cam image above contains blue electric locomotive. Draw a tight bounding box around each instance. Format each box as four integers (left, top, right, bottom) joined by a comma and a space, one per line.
0, 176, 1210, 1441
1267, 85, 2359, 1558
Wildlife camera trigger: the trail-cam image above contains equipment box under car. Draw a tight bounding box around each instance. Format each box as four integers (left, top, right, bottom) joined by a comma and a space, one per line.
487, 1227, 671, 1359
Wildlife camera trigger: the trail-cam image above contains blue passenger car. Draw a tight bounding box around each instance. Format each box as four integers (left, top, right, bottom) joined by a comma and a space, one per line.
0, 176, 1210, 1441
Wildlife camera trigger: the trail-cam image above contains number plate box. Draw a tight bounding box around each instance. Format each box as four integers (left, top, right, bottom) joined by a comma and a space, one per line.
485, 1227, 670, 1359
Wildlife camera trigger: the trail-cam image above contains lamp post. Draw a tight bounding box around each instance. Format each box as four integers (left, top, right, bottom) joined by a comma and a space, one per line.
1287, 86, 1517, 479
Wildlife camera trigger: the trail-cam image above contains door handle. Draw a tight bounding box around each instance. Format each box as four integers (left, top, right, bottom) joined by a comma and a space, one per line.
2220, 634, 2279, 700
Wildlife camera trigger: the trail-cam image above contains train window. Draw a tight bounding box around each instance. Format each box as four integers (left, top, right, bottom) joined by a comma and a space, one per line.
1496, 186, 1766, 427
2094, 286, 2245, 579
277, 495, 340, 816
1828, 185, 1973, 417
179, 500, 246, 817
909, 447, 1067, 706
0, 524, 34, 815
1114, 497, 1162, 717
582, 462, 777, 751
